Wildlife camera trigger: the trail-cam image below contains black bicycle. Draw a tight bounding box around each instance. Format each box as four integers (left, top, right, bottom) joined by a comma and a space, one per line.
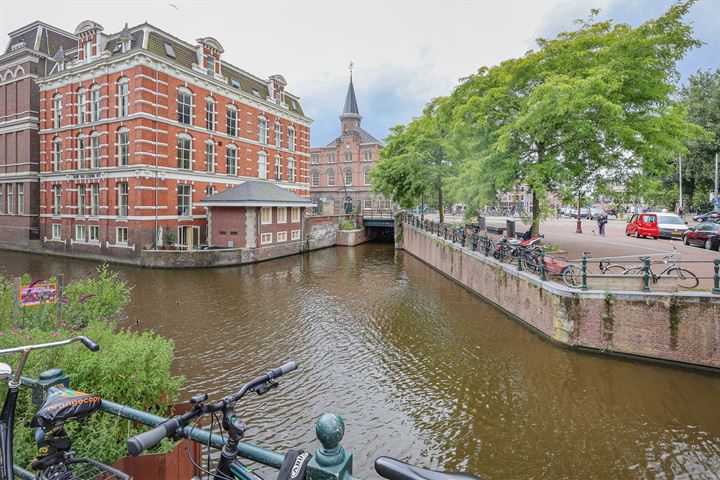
0, 336, 130, 480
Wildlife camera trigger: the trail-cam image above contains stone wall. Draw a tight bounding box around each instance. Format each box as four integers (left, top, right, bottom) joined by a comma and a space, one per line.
401, 223, 720, 371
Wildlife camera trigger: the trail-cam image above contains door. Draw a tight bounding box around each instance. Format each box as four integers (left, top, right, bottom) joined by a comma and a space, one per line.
627, 215, 637, 234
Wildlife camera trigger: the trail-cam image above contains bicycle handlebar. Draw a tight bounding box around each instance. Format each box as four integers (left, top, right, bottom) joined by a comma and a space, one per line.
0, 336, 99, 355
127, 418, 181, 456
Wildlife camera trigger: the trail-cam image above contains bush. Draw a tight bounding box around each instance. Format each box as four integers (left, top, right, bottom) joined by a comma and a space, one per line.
339, 219, 357, 230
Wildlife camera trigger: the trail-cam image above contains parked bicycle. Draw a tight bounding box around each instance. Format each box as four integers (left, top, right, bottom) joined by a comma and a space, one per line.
0, 336, 130, 480
562, 253, 629, 287
622, 248, 698, 289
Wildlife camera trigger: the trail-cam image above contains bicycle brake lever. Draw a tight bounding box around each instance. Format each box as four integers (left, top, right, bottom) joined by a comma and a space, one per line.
255, 381, 278, 396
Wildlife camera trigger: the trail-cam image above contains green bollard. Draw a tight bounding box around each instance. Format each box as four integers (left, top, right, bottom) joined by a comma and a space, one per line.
713, 259, 720, 295
308, 413, 353, 480
642, 257, 651, 292
581, 254, 588, 291
540, 250, 546, 281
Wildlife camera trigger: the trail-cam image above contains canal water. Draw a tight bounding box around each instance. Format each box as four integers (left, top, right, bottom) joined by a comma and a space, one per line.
2, 245, 720, 479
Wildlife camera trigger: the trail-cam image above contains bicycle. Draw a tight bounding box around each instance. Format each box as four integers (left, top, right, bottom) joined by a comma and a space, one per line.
562, 253, 629, 287
622, 248, 699, 289
0, 336, 130, 480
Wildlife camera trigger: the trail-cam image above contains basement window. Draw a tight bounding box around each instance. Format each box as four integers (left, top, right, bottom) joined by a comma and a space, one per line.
164, 42, 175, 58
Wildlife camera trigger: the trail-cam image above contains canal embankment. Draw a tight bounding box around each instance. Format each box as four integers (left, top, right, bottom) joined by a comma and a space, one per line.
398, 221, 720, 371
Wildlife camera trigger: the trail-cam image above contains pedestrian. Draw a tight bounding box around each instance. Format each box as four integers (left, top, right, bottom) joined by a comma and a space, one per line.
597, 211, 608, 237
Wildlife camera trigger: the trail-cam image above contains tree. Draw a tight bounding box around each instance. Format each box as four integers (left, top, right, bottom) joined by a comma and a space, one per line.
373, 98, 457, 222
448, 2, 705, 235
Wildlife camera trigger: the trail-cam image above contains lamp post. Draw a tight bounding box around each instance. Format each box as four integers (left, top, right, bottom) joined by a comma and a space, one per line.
679, 155, 683, 213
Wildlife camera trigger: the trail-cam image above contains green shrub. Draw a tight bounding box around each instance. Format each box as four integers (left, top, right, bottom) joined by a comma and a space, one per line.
339, 219, 357, 230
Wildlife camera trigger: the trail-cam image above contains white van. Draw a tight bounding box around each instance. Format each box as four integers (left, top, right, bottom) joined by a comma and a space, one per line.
656, 213, 688, 239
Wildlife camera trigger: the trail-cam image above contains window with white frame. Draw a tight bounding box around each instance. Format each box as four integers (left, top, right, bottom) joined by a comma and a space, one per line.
177, 184, 192, 216
6, 185, 12, 214
77, 88, 87, 125
288, 127, 296, 151
258, 117, 268, 144
327, 169, 335, 186
90, 132, 100, 168
311, 170, 319, 187
291, 207, 300, 223
206, 54, 215, 77
0, 185, 4, 214
53, 94, 62, 128
206, 97, 216, 130
364, 169, 371, 185
117, 78, 129, 117
90, 184, 99, 216
226, 145, 237, 175
260, 233, 272, 245
177, 87, 193, 124
205, 185, 216, 197
116, 227, 128, 244
75, 224, 86, 242
344, 168, 352, 186
258, 152, 268, 179
205, 140, 216, 173
345, 152, 352, 162
291, 230, 300, 240
364, 151, 373, 161
226, 105, 238, 136
277, 207, 287, 224
117, 128, 129, 166
52, 137, 62, 171
91, 85, 101, 122
52, 185, 61, 215
16, 184, 23, 215
274, 123, 282, 147
311, 154, 318, 164
288, 158, 295, 183
177, 134, 192, 169
277, 231, 287, 242
52, 224, 62, 240
260, 207, 272, 224
77, 134, 86, 169
89, 225, 100, 242
77, 184, 86, 216
274, 155, 282, 180
364, 197, 372, 209
118, 182, 128, 217
83, 41, 92, 61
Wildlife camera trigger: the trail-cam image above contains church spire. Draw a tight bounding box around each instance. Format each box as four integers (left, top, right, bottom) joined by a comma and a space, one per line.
340, 62, 361, 133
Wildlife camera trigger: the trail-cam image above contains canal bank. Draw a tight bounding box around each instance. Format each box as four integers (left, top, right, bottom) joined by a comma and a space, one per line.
398, 222, 720, 372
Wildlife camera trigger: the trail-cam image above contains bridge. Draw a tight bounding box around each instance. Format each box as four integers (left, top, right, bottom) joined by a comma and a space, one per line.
362, 209, 396, 228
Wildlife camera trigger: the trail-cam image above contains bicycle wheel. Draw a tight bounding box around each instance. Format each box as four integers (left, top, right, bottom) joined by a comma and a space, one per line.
603, 264, 628, 275
666, 267, 699, 289
562, 265, 581, 288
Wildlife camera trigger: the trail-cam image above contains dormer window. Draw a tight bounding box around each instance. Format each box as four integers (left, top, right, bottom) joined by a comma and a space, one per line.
164, 42, 175, 58
206, 54, 215, 77
83, 41, 92, 61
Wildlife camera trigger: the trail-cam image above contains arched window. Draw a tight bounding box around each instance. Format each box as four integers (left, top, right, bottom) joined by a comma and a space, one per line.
77, 87, 87, 124
52, 94, 62, 129
311, 170, 319, 187
344, 168, 352, 186
90, 131, 101, 168
226, 144, 237, 175
117, 77, 129, 117
343, 196, 353, 214
177, 87, 193, 124
77, 133, 86, 169
177, 133, 192, 169
226, 105, 238, 136
52, 137, 62, 171
117, 182, 129, 217
327, 169, 335, 186
364, 168, 371, 185
288, 157, 295, 183
311, 196, 321, 214
205, 139, 216, 173
288, 127, 296, 152
274, 154, 282, 180
117, 127, 129, 166
364, 197, 372, 209
258, 116, 268, 144
274, 122, 282, 147
258, 151, 268, 179
90, 84, 101, 122
206, 97, 216, 130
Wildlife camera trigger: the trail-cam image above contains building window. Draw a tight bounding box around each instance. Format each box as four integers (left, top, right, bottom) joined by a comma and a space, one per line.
226, 105, 238, 136
311, 170, 319, 187
291, 230, 300, 240
116, 227, 128, 244
0, 185, 3, 214
77, 88, 87, 125
364, 197, 372, 209
89, 225, 100, 242
205, 140, 216, 173
164, 42, 175, 58
288, 158, 295, 183
206, 54, 215, 77
291, 207, 300, 223
177, 87, 193, 124
345, 152, 352, 162
226, 145, 237, 175
177, 134, 192, 169
311, 154, 318, 164
364, 169, 371, 185
258, 152, 268, 179
90, 184, 99, 216
77, 134, 86, 169
75, 224, 86, 242
117, 128, 129, 166
5, 185, 12, 214
52, 185, 61, 215
364, 151, 373, 161
91, 84, 101, 122
277, 207, 287, 224
77, 184, 86, 216
274, 155, 282, 180
205, 185, 216, 197
260, 207, 272, 224
53, 94, 62, 128
260, 232, 272, 245
83, 40, 92, 61
277, 231, 287, 242
52, 137, 62, 171
258, 117, 268, 144
274, 123, 282, 148
177, 184, 192, 216
328, 153, 335, 163
206, 97, 216, 130
288, 127, 296, 151
118, 182, 128, 217
344, 168, 352, 186
117, 78, 129, 117
52, 224, 62, 240
90, 132, 101, 168
327, 169, 335, 186
16, 184, 23, 215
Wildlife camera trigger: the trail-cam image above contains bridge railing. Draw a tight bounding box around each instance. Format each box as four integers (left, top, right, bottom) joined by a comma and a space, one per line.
17, 369, 359, 480
362, 208, 395, 220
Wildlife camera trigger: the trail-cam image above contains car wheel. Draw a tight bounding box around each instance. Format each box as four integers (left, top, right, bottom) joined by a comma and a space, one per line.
683, 235, 689, 245
634, 230, 640, 238
625, 228, 630, 236
706, 239, 713, 250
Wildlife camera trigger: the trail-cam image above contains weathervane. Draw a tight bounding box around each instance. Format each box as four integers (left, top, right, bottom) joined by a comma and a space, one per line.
349, 61, 353, 79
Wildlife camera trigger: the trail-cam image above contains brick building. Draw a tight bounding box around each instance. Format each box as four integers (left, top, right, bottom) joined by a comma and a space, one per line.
309, 74, 389, 214
1, 20, 311, 261
0, 22, 76, 248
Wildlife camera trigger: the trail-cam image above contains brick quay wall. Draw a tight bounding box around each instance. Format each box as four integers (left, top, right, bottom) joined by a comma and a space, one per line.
399, 222, 720, 371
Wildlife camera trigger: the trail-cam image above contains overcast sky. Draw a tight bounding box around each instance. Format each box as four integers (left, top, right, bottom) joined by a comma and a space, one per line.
1, 0, 718, 146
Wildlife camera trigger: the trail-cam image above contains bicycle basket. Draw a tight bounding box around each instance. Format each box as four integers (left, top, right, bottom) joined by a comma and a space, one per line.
44, 457, 130, 480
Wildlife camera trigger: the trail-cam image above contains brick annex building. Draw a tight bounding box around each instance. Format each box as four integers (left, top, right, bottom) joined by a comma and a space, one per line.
309, 75, 390, 214
0, 20, 311, 261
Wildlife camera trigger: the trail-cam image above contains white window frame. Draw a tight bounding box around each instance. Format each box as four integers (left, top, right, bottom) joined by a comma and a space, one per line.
344, 168, 352, 186
90, 132, 101, 168
205, 140, 216, 173
276, 231, 287, 242
77, 184, 86, 216
288, 127, 296, 151
53, 94, 62, 128
206, 54, 216, 77
258, 117, 268, 144
364, 169, 371, 185
5, 185, 12, 214
291, 207, 300, 223
116, 227, 128, 245
90, 183, 99, 216
118, 182, 128, 217
274, 154, 282, 180
226, 105, 238, 136
291, 230, 300, 241
274, 123, 282, 147
327, 169, 335, 186
277, 207, 287, 224
177, 134, 192, 170
226, 145, 238, 175
16, 184, 23, 215
52, 223, 62, 240
177, 184, 192, 217
311, 170, 319, 187
77, 88, 87, 125
75, 224, 87, 242
77, 134, 86, 169
260, 232, 272, 245
91, 85, 101, 122
117, 78, 129, 117
52, 137, 62, 171
52, 185, 61, 215
288, 157, 295, 183
260, 207, 272, 225
177, 87, 193, 125
117, 128, 129, 166
206, 97, 216, 130
88, 225, 100, 243
258, 152, 268, 179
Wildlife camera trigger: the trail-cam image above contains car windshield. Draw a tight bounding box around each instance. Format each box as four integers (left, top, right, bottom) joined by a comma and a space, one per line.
657, 215, 684, 225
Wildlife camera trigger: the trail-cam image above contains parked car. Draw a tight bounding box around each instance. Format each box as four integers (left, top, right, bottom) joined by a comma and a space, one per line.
692, 211, 720, 222
625, 212, 659, 239
656, 213, 689, 239
682, 222, 720, 250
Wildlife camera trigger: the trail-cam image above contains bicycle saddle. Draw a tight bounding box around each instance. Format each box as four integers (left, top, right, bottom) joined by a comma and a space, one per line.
31, 385, 102, 429
375, 457, 483, 480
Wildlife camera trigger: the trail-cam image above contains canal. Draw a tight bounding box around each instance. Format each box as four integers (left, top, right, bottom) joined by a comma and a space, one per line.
2, 245, 720, 479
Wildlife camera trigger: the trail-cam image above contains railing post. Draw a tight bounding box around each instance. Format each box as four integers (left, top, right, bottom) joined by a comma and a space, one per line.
642, 257, 651, 292
581, 254, 588, 291
713, 259, 720, 295
484, 237, 490, 257
308, 413, 353, 480
540, 250, 546, 281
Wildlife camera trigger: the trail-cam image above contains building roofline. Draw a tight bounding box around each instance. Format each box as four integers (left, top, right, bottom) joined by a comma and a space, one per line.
7, 21, 75, 39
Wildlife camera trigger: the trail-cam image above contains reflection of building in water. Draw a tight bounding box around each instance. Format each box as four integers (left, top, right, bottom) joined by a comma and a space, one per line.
309, 71, 392, 214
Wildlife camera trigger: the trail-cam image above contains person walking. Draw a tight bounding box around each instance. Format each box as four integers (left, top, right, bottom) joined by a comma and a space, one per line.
597, 211, 608, 237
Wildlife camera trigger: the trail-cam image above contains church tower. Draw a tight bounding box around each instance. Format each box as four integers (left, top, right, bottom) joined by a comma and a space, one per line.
339, 70, 362, 134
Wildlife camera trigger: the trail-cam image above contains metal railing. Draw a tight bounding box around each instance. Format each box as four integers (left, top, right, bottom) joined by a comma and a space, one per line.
362, 208, 395, 220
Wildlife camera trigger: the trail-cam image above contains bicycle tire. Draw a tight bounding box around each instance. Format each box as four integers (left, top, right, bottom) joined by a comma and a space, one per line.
603, 264, 628, 275
666, 267, 699, 289
562, 265, 581, 288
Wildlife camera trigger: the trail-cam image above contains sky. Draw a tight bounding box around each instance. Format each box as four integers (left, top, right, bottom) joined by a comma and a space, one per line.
0, 0, 718, 146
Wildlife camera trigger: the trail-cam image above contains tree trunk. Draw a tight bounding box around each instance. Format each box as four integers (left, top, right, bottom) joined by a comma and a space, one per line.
531, 191, 540, 237
575, 192, 583, 234
438, 187, 444, 223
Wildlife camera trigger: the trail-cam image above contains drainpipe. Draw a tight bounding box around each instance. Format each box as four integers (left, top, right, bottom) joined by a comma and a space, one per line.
154, 61, 159, 248
300, 207, 305, 252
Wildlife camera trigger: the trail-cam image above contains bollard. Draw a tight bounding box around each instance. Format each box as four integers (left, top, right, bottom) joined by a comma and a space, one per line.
28, 368, 69, 408
581, 254, 588, 291
308, 413, 353, 480
713, 259, 720, 295
476, 216, 486, 232
506, 219, 516, 239
642, 257, 651, 292
540, 250, 546, 281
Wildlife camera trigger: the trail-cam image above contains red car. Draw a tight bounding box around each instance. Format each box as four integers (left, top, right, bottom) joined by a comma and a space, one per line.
682, 222, 720, 250
625, 213, 659, 239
